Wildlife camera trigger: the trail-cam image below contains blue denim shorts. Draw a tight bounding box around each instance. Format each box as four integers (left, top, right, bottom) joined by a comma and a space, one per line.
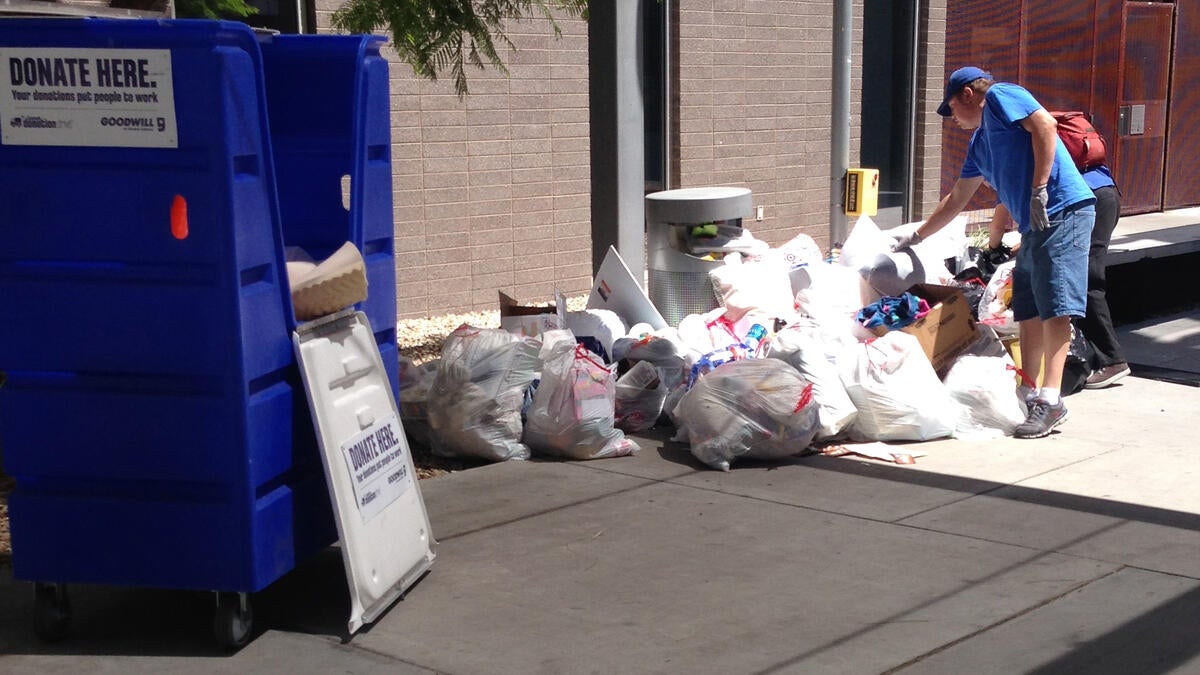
1010, 203, 1094, 321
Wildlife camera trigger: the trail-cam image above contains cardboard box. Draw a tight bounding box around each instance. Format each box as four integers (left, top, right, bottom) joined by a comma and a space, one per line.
871, 283, 977, 373
499, 291, 566, 337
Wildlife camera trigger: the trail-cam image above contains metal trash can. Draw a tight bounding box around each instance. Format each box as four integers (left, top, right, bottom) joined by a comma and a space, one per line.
645, 187, 753, 326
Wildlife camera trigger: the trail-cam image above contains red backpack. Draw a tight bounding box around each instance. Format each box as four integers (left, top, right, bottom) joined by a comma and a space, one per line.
1051, 111, 1107, 171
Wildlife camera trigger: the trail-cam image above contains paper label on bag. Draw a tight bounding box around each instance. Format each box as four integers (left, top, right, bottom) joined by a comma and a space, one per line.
573, 367, 611, 420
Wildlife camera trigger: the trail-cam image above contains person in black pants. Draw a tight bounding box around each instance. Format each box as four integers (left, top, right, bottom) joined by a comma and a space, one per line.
1077, 165, 1129, 388
986, 164, 1129, 389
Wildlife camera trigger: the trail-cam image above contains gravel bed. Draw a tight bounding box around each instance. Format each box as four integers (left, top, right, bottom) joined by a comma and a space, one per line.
396, 295, 589, 365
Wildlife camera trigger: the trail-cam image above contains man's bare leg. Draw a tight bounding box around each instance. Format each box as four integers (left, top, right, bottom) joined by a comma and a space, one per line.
1019, 317, 1044, 388
1014, 315, 1073, 438
1039, 315, 1073, 395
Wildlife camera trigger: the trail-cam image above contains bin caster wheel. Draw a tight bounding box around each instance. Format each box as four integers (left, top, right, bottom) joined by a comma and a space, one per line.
213, 592, 254, 649
33, 582, 70, 643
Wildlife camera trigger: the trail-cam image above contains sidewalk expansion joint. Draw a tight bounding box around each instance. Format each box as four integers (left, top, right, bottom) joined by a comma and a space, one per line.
436, 477, 663, 542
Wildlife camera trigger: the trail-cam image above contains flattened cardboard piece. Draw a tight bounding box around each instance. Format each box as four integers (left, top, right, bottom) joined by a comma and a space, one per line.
294, 310, 436, 634
499, 291, 565, 337
587, 245, 668, 331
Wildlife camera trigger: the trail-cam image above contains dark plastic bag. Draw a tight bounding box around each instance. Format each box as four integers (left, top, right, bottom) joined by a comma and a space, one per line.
1062, 324, 1096, 396
974, 245, 1014, 282
951, 269, 987, 321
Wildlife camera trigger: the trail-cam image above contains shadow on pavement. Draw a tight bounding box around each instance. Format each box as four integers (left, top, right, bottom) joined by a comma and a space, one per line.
1023, 585, 1200, 675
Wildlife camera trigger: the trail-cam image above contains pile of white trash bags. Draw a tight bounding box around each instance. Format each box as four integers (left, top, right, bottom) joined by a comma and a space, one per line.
398, 324, 639, 462
398, 215, 1029, 472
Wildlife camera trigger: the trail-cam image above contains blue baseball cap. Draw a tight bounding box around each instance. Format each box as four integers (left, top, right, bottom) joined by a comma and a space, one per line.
938, 66, 991, 117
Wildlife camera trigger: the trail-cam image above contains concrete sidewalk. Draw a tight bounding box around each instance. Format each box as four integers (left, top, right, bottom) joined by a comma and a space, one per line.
1, 309, 1198, 673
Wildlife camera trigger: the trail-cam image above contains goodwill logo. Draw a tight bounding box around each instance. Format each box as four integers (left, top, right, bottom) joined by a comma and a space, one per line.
1, 47, 177, 148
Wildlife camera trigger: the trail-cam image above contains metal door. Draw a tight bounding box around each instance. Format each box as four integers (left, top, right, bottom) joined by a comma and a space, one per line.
1114, 1, 1173, 214
941, 0, 1022, 211
1164, 0, 1200, 209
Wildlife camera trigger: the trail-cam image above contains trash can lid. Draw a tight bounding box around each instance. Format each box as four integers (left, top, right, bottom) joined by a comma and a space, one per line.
645, 186, 752, 224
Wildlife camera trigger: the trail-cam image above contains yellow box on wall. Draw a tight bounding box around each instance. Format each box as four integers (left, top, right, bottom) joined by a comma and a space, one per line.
845, 168, 879, 216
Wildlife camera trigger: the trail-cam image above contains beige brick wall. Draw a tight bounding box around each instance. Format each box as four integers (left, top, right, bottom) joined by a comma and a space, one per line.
316, 1, 592, 319
913, 0, 948, 221
675, 0, 864, 253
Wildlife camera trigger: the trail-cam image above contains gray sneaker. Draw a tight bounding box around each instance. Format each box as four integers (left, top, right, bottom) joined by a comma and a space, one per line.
1014, 398, 1069, 439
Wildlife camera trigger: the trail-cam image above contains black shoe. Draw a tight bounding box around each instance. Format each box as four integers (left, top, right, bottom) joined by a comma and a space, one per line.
1014, 398, 1069, 439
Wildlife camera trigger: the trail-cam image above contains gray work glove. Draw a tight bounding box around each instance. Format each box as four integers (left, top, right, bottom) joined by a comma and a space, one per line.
889, 229, 922, 251
1029, 184, 1050, 231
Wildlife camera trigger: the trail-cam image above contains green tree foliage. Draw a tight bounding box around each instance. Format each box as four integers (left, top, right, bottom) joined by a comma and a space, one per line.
175, 0, 258, 20
332, 0, 588, 96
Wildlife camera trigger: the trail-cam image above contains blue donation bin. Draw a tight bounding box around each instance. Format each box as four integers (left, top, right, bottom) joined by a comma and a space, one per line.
0, 18, 397, 647
261, 34, 400, 392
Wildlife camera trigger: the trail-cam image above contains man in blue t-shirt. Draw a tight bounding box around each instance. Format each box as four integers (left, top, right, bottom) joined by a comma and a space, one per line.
988, 163, 1129, 391
894, 66, 1096, 439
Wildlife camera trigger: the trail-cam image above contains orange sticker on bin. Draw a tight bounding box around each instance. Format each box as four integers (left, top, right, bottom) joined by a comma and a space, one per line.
171, 195, 188, 240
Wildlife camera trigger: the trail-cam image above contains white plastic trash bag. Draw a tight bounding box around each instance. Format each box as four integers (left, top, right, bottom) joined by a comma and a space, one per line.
565, 308, 627, 362
611, 332, 690, 390
536, 327, 578, 361
842, 216, 961, 297
427, 325, 540, 461
838, 331, 959, 442
792, 262, 873, 339
524, 341, 639, 460
678, 310, 769, 388
863, 246, 955, 297
663, 381, 690, 433
674, 359, 820, 471
979, 260, 1018, 336
884, 217, 968, 272
839, 215, 896, 274
768, 232, 825, 271
676, 308, 743, 355
397, 356, 439, 448
614, 360, 668, 432
708, 254, 795, 322
863, 223, 959, 296
765, 323, 857, 441
943, 354, 1027, 437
